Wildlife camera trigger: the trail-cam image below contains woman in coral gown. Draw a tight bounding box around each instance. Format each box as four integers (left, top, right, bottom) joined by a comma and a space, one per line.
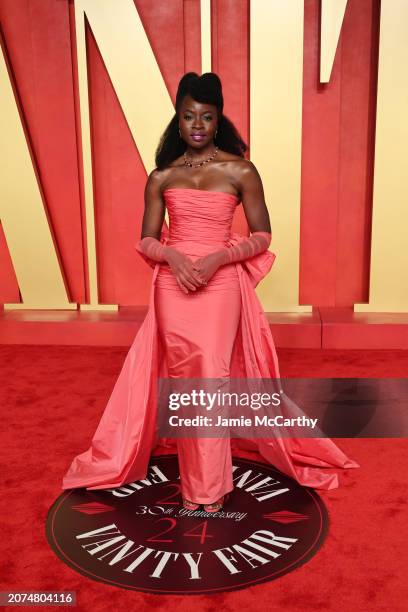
62, 72, 358, 509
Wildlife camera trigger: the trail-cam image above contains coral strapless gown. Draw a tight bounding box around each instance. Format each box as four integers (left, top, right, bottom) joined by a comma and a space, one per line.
62, 187, 359, 496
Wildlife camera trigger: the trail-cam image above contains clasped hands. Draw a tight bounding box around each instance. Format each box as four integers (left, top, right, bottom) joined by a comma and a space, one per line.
164, 246, 226, 294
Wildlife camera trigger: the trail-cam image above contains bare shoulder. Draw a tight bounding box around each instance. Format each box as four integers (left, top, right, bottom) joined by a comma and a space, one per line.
234, 159, 260, 180
145, 166, 173, 196
234, 160, 263, 192
218, 152, 257, 173
146, 167, 167, 188
214, 151, 251, 175
215, 149, 246, 167
218, 156, 262, 190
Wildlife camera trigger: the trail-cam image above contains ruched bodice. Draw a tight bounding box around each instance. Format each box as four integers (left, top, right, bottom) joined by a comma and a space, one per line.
163, 187, 239, 250
156, 188, 241, 290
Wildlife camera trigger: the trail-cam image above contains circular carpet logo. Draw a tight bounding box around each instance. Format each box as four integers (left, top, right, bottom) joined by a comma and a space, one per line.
46, 455, 328, 594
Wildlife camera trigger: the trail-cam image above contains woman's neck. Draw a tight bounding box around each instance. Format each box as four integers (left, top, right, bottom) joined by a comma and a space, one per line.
184, 142, 217, 161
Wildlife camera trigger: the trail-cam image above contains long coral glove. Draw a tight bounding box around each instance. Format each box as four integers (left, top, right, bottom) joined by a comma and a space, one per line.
193, 231, 272, 284
138, 236, 204, 294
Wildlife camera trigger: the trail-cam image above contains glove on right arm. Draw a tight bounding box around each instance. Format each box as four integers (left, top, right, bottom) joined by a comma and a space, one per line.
138, 236, 204, 293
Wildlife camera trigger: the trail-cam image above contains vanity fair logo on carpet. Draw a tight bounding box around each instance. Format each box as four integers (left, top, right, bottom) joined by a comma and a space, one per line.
46, 456, 328, 594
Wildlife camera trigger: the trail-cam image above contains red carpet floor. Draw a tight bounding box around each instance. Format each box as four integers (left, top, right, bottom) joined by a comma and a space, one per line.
1, 345, 407, 611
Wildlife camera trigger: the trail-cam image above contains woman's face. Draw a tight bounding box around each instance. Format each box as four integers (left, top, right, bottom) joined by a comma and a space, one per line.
178, 95, 218, 149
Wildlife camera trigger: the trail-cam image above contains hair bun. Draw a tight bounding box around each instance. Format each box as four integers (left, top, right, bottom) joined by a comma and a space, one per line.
200, 72, 222, 90
175, 71, 224, 114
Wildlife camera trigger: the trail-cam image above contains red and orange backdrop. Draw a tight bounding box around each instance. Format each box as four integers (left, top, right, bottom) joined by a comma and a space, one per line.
0, 0, 406, 314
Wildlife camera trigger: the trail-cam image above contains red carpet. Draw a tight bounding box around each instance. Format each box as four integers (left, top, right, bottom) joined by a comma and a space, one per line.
1, 345, 407, 611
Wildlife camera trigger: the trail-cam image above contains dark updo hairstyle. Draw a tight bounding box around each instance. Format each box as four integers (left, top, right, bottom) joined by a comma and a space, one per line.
155, 72, 248, 170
